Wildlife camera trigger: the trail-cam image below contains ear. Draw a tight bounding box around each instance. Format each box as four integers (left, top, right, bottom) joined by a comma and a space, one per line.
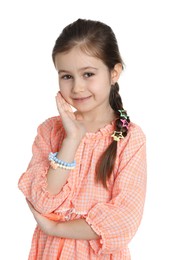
111, 63, 123, 84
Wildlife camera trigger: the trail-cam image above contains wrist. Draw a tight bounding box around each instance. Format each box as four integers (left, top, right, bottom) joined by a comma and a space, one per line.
63, 136, 82, 147
56, 137, 81, 164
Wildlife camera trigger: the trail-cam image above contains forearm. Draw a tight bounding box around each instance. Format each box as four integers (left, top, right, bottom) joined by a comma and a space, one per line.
53, 219, 99, 240
27, 200, 99, 240
47, 137, 81, 195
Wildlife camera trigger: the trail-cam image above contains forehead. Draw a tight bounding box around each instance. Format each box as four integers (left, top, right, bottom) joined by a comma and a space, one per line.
54, 46, 106, 71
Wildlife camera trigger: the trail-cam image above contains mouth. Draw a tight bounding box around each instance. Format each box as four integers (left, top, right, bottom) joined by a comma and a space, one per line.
72, 96, 92, 102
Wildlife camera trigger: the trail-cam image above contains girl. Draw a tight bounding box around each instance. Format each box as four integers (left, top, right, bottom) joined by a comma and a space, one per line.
18, 18, 147, 260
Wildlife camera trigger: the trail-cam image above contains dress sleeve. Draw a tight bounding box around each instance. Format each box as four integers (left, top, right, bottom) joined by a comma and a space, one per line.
85, 125, 147, 255
18, 117, 71, 214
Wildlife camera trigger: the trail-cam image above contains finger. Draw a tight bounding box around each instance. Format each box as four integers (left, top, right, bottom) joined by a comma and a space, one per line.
56, 93, 67, 112
56, 93, 76, 122
56, 93, 73, 115
26, 198, 32, 208
56, 95, 67, 116
58, 93, 72, 112
26, 199, 38, 215
26, 199, 34, 211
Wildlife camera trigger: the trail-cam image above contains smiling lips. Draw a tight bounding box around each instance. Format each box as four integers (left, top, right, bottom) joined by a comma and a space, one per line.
72, 96, 92, 103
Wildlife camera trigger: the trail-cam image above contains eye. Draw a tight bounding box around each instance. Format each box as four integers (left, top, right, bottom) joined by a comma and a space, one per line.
61, 74, 72, 80
84, 72, 94, 78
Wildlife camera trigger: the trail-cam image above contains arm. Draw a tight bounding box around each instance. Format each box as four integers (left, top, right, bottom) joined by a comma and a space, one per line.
46, 93, 86, 195
26, 124, 146, 250
18, 93, 86, 213
84, 126, 147, 254
27, 199, 99, 239
46, 137, 80, 195
55, 219, 99, 240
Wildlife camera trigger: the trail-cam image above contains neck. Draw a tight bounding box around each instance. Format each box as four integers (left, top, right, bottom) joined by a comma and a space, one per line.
75, 106, 115, 124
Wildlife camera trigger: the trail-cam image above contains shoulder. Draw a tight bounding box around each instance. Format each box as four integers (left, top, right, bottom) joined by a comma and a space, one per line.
127, 122, 146, 144
37, 115, 63, 135
41, 115, 62, 128
118, 122, 146, 155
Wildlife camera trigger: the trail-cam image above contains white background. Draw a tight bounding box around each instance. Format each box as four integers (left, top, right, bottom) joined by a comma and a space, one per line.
0, 0, 172, 259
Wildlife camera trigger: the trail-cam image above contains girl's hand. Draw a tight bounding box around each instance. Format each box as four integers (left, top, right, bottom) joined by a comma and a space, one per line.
26, 199, 100, 240
56, 92, 86, 141
26, 199, 57, 236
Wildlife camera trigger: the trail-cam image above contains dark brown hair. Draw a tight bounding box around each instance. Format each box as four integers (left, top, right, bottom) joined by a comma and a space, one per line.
52, 18, 130, 188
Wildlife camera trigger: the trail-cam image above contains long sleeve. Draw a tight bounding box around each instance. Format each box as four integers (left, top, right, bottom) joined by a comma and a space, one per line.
85, 125, 147, 255
18, 117, 72, 214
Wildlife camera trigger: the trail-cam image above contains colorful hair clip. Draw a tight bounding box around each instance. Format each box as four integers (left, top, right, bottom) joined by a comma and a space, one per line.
118, 110, 128, 119
120, 119, 129, 129
111, 131, 124, 141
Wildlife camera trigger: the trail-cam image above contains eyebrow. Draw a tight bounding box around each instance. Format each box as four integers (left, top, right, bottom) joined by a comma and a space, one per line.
58, 66, 98, 74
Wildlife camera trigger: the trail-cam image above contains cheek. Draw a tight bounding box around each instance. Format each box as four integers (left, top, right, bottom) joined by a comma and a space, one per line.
59, 84, 68, 94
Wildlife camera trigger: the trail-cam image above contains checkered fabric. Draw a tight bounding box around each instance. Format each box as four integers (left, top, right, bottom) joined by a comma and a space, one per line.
18, 116, 147, 260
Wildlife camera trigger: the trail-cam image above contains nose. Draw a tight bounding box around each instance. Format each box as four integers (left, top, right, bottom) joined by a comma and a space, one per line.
72, 78, 85, 93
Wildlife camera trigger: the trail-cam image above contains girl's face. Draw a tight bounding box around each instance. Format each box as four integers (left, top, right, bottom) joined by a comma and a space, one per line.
54, 46, 120, 116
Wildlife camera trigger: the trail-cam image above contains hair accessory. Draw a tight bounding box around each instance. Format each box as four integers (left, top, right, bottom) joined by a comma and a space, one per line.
118, 110, 128, 119
111, 131, 124, 141
120, 119, 129, 129
48, 152, 76, 170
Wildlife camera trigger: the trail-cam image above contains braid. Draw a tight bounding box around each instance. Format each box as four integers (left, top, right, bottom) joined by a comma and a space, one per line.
110, 83, 130, 137
109, 82, 123, 111
95, 82, 130, 189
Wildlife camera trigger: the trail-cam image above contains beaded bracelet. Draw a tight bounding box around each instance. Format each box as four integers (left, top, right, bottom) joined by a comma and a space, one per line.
50, 160, 75, 170
48, 152, 76, 170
